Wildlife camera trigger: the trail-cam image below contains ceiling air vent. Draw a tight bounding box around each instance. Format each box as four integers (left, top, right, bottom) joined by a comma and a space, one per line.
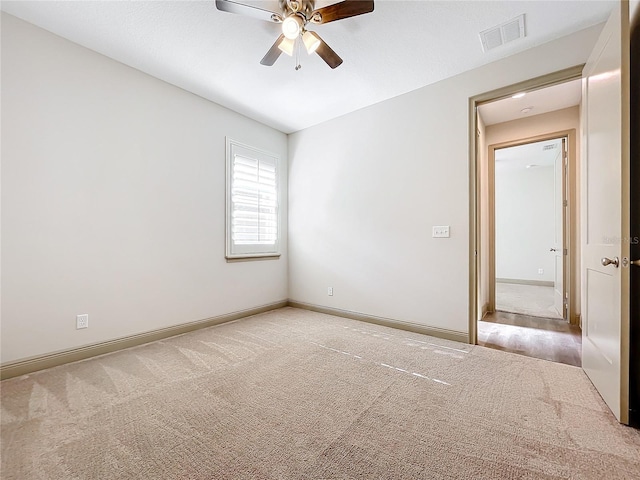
479, 14, 526, 53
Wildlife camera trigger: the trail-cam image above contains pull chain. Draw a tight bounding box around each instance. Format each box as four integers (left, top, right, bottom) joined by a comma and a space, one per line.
295, 36, 302, 71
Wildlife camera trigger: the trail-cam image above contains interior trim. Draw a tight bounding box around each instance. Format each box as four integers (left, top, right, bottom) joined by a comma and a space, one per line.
468, 93, 479, 344
620, 0, 632, 426
0, 300, 288, 380
468, 64, 585, 345
288, 301, 468, 343
226, 254, 281, 263
481, 302, 490, 319
487, 130, 578, 325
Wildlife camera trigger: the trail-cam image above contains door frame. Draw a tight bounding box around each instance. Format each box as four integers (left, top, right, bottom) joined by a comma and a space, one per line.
487, 131, 577, 323
468, 65, 584, 344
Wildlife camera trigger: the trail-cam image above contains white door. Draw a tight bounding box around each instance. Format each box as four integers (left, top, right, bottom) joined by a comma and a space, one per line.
581, 2, 630, 423
553, 139, 566, 318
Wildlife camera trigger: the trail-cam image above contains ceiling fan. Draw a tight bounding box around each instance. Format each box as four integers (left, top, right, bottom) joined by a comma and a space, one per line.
215, 0, 375, 69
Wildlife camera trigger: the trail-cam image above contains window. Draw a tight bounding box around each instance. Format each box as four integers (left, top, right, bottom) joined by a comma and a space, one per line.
226, 138, 280, 259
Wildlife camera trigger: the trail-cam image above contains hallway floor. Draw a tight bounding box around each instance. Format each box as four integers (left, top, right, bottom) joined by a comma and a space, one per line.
478, 311, 582, 367
496, 282, 562, 319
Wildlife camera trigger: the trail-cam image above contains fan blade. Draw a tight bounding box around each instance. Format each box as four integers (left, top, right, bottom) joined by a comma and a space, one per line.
310, 0, 374, 25
315, 36, 343, 69
215, 0, 282, 23
260, 34, 285, 66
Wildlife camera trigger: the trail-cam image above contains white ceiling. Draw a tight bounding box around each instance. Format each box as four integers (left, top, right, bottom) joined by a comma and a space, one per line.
495, 137, 562, 171
1, 1, 614, 133
478, 78, 582, 126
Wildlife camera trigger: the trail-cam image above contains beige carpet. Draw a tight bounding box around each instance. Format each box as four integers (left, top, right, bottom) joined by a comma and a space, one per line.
2, 307, 639, 479
496, 282, 562, 319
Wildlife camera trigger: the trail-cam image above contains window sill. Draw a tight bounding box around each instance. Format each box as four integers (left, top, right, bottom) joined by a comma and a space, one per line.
226, 254, 281, 263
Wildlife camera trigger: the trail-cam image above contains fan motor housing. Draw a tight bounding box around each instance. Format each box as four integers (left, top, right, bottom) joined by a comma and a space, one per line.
280, 0, 314, 20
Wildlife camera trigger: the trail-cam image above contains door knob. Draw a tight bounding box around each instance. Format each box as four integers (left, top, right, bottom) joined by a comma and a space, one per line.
550, 248, 558, 252
601, 257, 620, 268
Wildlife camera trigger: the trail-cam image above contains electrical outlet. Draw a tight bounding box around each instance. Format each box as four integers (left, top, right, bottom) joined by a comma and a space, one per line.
328, 287, 334, 296
432, 226, 450, 238
538, 269, 544, 275
76, 314, 89, 329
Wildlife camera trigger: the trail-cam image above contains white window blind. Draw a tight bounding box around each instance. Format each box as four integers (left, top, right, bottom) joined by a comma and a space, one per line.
226, 139, 280, 258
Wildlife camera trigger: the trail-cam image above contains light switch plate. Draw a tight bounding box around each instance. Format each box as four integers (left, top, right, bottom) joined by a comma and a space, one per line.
432, 226, 450, 238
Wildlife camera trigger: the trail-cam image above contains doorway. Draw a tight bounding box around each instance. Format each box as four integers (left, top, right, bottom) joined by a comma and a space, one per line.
493, 137, 566, 320
471, 72, 583, 367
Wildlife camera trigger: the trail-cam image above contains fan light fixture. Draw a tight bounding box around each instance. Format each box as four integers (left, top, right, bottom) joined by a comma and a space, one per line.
282, 15, 303, 40
302, 31, 321, 54
215, 0, 375, 70
280, 18, 320, 57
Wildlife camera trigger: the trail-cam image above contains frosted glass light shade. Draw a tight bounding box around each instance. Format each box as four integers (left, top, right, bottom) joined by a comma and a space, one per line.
302, 31, 321, 54
282, 16, 302, 40
278, 37, 295, 56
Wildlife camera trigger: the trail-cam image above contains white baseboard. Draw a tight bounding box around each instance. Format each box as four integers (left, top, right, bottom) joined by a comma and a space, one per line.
0, 300, 288, 380
572, 313, 582, 328
288, 301, 468, 344
496, 278, 554, 287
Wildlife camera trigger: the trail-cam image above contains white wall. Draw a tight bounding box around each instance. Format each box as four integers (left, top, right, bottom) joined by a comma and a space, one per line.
1, 14, 288, 363
288, 26, 601, 335
495, 165, 555, 282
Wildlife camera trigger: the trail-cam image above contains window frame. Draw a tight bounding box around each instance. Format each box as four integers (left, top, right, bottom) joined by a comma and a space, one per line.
225, 137, 281, 260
